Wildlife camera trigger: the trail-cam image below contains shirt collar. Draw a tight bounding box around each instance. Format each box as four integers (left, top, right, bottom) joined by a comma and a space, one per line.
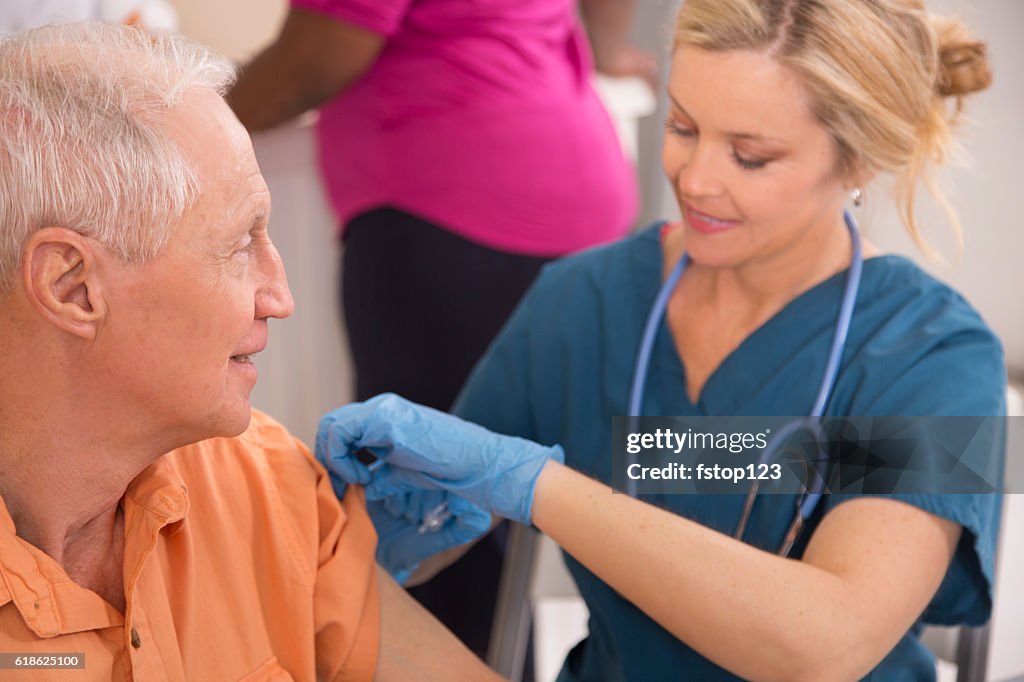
125, 455, 190, 526
0, 455, 190, 637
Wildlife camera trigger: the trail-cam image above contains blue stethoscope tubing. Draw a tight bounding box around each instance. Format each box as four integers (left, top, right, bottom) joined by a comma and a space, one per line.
626, 211, 864, 553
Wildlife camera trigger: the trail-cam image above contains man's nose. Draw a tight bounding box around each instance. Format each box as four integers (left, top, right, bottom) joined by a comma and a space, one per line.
256, 243, 295, 320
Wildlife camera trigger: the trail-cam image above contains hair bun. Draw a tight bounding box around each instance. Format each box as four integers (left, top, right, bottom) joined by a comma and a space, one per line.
932, 15, 993, 97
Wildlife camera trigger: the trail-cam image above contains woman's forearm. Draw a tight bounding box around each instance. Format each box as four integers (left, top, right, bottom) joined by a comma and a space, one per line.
578, 0, 636, 66
228, 9, 384, 132
530, 461, 956, 682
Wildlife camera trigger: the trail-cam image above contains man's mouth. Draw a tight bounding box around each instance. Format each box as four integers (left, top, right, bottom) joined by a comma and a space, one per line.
230, 354, 254, 363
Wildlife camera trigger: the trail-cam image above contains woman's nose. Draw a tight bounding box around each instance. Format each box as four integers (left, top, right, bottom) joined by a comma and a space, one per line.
674, 142, 725, 200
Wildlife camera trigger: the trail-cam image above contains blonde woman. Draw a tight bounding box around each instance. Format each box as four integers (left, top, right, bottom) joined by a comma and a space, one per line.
318, 1, 1004, 679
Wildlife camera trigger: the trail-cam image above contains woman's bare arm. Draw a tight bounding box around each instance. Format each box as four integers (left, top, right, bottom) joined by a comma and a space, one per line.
532, 461, 960, 682
227, 9, 384, 132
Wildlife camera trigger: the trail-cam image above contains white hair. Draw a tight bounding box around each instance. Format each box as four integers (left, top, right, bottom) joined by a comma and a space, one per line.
0, 21, 237, 291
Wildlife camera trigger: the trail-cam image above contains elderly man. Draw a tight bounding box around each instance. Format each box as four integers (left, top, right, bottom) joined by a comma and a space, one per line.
0, 22, 500, 681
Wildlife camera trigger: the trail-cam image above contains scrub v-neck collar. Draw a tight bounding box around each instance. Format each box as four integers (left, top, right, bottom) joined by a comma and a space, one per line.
630, 228, 892, 416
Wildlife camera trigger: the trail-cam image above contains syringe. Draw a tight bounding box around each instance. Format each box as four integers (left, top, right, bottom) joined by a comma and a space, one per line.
354, 448, 451, 534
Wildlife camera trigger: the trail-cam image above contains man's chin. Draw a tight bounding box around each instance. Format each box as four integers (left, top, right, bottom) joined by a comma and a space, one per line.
228, 403, 255, 436
206, 402, 255, 440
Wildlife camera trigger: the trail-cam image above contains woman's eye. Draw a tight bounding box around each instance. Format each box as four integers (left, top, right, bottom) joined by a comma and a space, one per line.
733, 150, 768, 170
665, 117, 769, 170
665, 119, 695, 138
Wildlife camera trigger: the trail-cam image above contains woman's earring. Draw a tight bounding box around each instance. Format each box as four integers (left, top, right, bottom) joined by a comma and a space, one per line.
851, 187, 863, 208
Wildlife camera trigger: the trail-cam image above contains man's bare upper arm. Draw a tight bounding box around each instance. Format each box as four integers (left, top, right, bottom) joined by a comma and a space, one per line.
375, 566, 506, 682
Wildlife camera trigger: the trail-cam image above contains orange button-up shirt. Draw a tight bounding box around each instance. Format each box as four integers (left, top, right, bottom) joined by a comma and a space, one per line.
0, 411, 380, 681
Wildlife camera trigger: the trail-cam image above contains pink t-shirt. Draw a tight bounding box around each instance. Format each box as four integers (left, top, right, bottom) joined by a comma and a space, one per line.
292, 0, 638, 256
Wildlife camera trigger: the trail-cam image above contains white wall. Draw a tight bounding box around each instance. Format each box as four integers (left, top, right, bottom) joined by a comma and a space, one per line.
170, 0, 284, 61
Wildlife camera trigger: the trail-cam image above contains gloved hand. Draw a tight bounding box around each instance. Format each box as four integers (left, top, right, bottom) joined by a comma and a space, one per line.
367, 490, 492, 584
316, 393, 564, 526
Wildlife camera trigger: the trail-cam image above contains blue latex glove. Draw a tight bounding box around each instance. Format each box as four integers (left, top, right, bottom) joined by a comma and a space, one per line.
367, 490, 492, 584
316, 393, 564, 526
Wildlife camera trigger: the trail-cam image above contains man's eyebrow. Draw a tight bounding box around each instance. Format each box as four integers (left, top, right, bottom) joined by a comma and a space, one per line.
667, 93, 785, 143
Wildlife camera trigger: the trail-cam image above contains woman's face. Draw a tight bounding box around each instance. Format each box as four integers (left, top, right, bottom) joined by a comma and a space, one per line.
662, 46, 853, 269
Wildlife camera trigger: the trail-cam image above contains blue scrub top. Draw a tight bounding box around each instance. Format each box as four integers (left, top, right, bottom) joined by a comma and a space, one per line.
453, 225, 1006, 681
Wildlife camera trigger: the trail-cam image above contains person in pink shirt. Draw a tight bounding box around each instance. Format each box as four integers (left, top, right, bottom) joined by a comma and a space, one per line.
229, 0, 646, 661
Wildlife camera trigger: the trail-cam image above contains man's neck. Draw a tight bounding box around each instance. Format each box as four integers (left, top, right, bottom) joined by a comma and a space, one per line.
0, 419, 155, 613
3, 472, 126, 566
54, 505, 127, 613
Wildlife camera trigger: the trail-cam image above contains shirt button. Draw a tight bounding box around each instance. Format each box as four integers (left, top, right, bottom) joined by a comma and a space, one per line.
130, 627, 142, 649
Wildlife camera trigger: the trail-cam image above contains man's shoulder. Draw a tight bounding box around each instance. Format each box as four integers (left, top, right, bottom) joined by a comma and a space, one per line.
155, 410, 333, 576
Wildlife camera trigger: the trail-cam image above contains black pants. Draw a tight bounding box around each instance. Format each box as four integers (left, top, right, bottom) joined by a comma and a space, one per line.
341, 207, 551, 661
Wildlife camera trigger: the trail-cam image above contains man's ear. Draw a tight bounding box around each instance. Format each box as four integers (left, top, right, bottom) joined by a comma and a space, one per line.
21, 227, 108, 341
